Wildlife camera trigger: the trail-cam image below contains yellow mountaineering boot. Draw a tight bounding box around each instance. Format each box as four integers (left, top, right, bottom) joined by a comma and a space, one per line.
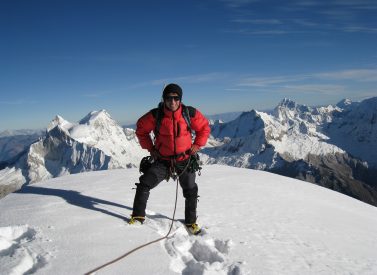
186, 223, 202, 235
128, 216, 145, 225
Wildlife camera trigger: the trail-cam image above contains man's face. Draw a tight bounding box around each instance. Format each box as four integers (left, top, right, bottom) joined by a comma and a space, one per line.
164, 93, 180, 112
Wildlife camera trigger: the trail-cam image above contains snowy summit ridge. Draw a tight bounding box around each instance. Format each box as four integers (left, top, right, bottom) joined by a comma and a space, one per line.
1, 166, 377, 274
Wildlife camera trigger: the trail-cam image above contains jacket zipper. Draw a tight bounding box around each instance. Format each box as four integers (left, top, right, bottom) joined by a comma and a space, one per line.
172, 111, 177, 156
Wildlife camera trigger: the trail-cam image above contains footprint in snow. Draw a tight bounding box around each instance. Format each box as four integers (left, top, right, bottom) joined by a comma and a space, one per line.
144, 210, 246, 275
0, 225, 49, 275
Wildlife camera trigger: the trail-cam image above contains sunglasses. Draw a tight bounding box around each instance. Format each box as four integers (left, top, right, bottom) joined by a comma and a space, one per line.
165, 96, 181, 102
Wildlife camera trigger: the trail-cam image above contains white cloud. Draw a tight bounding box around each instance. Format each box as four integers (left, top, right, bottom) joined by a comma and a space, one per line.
0, 100, 38, 105
224, 87, 250, 92
280, 84, 346, 94
80, 89, 114, 98
315, 69, 377, 81
223, 0, 377, 35
238, 74, 311, 87
231, 19, 282, 25
82, 93, 104, 98
232, 68, 377, 96
291, 19, 319, 27
222, 25, 306, 36
151, 72, 231, 86
238, 69, 377, 88
242, 30, 289, 35
342, 26, 377, 33
220, 0, 260, 8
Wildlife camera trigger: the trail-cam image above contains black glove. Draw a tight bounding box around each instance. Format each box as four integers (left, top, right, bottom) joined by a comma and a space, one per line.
149, 147, 160, 160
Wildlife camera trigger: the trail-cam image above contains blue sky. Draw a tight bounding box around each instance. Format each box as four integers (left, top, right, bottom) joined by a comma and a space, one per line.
1, 0, 377, 130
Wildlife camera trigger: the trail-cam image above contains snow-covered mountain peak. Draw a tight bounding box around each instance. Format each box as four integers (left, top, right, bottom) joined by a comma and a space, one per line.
332, 97, 377, 129
203, 97, 377, 207
0, 110, 145, 193
277, 98, 298, 109
79, 109, 113, 126
273, 99, 314, 124
275, 98, 313, 114
47, 115, 72, 132
207, 99, 347, 172
336, 98, 353, 109
55, 111, 143, 167
326, 97, 377, 166
40, 111, 106, 147
237, 110, 263, 125
35, 111, 141, 160
210, 109, 266, 138
273, 98, 340, 127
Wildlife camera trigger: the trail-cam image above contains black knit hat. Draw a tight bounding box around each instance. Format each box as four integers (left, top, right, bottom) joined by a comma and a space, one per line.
162, 83, 182, 100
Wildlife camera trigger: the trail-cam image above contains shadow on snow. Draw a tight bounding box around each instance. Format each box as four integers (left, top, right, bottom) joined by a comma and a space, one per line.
17, 185, 132, 221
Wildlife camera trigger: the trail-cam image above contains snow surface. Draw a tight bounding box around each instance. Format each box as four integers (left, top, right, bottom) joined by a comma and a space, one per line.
1, 165, 377, 275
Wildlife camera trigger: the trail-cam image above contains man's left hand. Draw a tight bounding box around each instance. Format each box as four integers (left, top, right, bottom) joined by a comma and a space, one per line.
190, 144, 201, 155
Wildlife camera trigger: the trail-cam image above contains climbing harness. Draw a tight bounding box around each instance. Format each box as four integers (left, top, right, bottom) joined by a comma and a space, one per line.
139, 152, 202, 181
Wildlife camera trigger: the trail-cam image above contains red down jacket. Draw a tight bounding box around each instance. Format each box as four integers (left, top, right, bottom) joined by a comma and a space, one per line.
136, 104, 210, 161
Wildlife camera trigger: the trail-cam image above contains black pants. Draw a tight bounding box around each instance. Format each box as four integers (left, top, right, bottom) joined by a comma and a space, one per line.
132, 159, 198, 224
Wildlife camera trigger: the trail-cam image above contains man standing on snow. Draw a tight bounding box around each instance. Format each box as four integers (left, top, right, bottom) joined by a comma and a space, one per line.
129, 83, 210, 235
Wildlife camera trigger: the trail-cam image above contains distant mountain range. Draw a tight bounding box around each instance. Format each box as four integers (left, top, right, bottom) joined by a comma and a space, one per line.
1, 97, 376, 206
0, 110, 144, 198
0, 129, 45, 138
206, 111, 243, 124
0, 129, 45, 163
202, 97, 377, 206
